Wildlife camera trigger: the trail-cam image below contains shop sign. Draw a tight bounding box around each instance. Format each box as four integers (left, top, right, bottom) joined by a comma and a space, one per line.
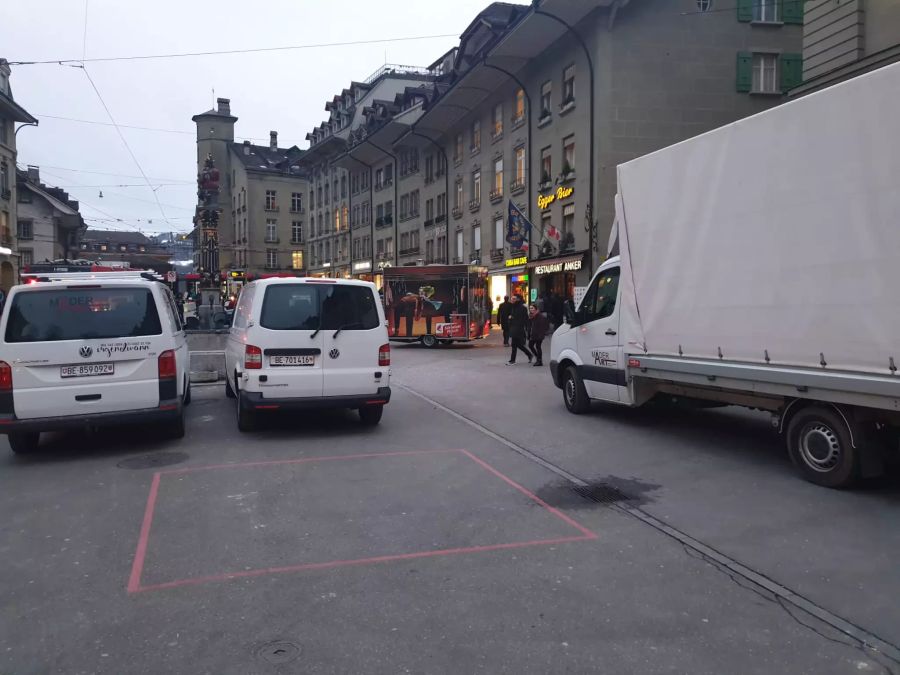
537, 185, 574, 210
534, 259, 582, 275
352, 261, 372, 272
505, 256, 527, 268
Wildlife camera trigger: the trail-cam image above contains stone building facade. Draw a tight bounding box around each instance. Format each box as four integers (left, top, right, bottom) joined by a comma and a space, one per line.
15, 166, 86, 266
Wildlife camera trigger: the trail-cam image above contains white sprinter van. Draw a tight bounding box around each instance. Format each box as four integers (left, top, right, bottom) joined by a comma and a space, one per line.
225, 278, 391, 431
0, 274, 190, 453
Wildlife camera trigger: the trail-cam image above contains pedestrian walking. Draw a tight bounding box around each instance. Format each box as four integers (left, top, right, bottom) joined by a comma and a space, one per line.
527, 304, 549, 367
550, 292, 564, 329
498, 295, 512, 346
506, 295, 533, 365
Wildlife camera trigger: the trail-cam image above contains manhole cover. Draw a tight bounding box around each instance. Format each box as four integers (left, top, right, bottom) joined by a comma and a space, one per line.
117, 452, 189, 470
257, 641, 301, 665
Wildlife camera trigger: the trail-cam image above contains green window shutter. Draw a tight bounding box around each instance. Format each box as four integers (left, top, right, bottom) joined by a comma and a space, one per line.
780, 53, 803, 91
737, 0, 753, 22
736, 52, 753, 92
782, 0, 805, 24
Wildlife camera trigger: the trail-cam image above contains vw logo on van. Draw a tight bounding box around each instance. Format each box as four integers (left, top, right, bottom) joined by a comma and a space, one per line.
329, 348, 340, 360
79, 346, 93, 358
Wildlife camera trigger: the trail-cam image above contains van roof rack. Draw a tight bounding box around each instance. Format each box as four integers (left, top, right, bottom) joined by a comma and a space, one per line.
20, 270, 166, 283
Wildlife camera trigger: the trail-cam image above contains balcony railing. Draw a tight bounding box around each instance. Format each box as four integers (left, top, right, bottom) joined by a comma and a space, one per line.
489, 188, 503, 203
289, 207, 305, 214
424, 218, 434, 227
468, 198, 481, 212
511, 113, 525, 129
451, 206, 463, 219
490, 248, 504, 262
291, 237, 304, 245
265, 236, 280, 244
510, 178, 526, 195
375, 217, 385, 227
399, 246, 421, 256
384, 214, 393, 226
470, 143, 481, 155
435, 214, 447, 224
265, 205, 280, 212
491, 129, 503, 143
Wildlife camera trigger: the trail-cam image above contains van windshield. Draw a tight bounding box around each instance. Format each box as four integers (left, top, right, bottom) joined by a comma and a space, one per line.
259, 284, 379, 331
4, 287, 163, 342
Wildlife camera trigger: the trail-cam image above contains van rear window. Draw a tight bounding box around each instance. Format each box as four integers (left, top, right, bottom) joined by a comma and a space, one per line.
4, 288, 162, 342
259, 284, 379, 331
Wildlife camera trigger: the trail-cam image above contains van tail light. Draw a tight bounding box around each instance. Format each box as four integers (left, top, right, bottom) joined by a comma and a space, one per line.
158, 350, 177, 379
245, 344, 263, 370
0, 361, 12, 392
378, 343, 391, 366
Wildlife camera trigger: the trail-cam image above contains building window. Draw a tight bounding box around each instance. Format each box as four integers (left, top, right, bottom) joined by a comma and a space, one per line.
514, 88, 525, 121
20, 248, 33, 267
310, 190, 315, 210
454, 134, 463, 163
493, 103, 503, 137
697, 0, 712, 11
16, 219, 33, 240
540, 81, 552, 118
410, 149, 418, 173
495, 216, 504, 249
541, 212, 553, 254
515, 146, 526, 183
0, 160, 8, 193
472, 224, 481, 257
492, 158, 503, 200
540, 147, 552, 186
562, 136, 575, 178
754, 0, 778, 22
437, 193, 446, 217
292, 250, 304, 269
333, 180, 338, 203
425, 198, 434, 223
400, 194, 409, 220
562, 203, 575, 252
411, 190, 419, 216
753, 53, 779, 93
472, 169, 481, 204
562, 64, 575, 106
291, 192, 302, 212
455, 230, 464, 261
471, 120, 481, 153
265, 190, 277, 210
0, 120, 7, 146
266, 249, 278, 268
385, 237, 394, 257
334, 208, 341, 232
426, 239, 434, 263
425, 155, 434, 183
291, 221, 303, 244
341, 175, 346, 198
385, 164, 393, 183
266, 219, 278, 242
455, 180, 463, 209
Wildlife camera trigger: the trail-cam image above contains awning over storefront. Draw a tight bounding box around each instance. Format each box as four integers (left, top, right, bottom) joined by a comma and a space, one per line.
525, 251, 587, 276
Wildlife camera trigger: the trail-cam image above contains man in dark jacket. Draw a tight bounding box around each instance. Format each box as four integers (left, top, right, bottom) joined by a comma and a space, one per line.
506, 295, 533, 365
497, 295, 512, 346
527, 304, 550, 367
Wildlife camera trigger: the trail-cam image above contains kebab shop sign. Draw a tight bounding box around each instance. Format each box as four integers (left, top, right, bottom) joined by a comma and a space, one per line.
537, 185, 574, 210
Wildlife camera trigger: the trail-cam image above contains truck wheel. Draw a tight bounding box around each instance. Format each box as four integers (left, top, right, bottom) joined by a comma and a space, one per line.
562, 366, 590, 414
237, 390, 256, 432
8, 432, 40, 454
169, 409, 186, 439
421, 334, 437, 348
786, 406, 860, 488
183, 379, 192, 406
225, 374, 236, 399
359, 405, 384, 426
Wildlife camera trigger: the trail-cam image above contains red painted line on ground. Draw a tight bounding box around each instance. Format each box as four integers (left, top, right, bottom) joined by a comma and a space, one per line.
127, 471, 161, 593
160, 448, 456, 475
132, 534, 593, 593
456, 448, 598, 540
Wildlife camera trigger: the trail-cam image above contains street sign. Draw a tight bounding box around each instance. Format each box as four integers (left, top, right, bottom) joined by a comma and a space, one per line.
166, 271, 177, 283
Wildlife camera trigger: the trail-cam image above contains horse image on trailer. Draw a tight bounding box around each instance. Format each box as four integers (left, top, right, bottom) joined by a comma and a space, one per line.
382, 265, 490, 347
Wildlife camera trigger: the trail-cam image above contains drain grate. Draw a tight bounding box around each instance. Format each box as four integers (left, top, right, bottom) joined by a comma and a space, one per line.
257, 641, 301, 665
116, 451, 189, 470
572, 483, 632, 505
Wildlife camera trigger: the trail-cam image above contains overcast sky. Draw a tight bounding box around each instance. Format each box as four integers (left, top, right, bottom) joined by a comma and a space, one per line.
2, 0, 522, 236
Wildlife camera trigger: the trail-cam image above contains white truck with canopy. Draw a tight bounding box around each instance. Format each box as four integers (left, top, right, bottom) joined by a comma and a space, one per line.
548, 62, 900, 488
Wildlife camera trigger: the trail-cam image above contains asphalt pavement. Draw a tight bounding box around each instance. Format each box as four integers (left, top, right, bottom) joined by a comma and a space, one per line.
1, 332, 897, 674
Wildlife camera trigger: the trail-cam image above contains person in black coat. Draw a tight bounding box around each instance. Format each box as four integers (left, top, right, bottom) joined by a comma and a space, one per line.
527, 304, 550, 367
506, 295, 533, 365
497, 295, 512, 346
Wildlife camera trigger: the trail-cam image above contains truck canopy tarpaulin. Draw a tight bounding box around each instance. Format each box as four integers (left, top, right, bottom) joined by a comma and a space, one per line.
615, 61, 900, 376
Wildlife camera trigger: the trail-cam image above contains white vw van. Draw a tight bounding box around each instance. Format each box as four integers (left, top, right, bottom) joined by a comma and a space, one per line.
0, 274, 190, 453
225, 278, 391, 431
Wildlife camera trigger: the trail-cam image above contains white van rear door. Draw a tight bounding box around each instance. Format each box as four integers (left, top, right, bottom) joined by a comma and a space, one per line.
320, 284, 385, 397
254, 283, 324, 399
2, 285, 166, 419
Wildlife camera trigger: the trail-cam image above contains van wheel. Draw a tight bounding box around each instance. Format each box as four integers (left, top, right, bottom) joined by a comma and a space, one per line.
8, 432, 40, 454
359, 405, 384, 426
786, 406, 860, 488
168, 409, 186, 439
562, 366, 590, 414
237, 391, 256, 432
183, 379, 192, 406
421, 334, 437, 348
225, 374, 236, 399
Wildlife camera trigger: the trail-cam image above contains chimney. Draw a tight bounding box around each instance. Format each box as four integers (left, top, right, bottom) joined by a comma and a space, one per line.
270, 131, 278, 150
243, 140, 251, 155
217, 97, 231, 115
26, 165, 40, 184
